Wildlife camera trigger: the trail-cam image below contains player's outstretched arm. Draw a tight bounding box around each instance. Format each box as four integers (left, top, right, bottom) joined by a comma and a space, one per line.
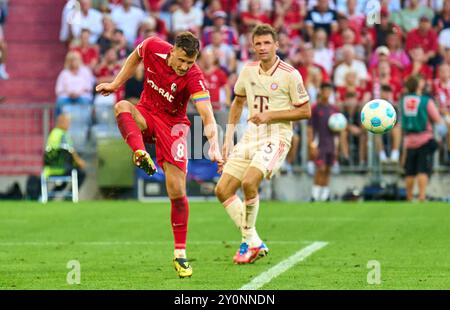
194, 97, 224, 167
95, 49, 141, 96
222, 95, 246, 162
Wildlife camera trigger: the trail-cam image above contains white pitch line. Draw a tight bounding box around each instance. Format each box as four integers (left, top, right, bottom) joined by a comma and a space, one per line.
239, 241, 328, 290
0, 240, 312, 246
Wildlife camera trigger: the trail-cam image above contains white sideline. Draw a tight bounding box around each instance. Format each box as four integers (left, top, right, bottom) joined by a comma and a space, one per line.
0, 240, 314, 246
239, 241, 328, 290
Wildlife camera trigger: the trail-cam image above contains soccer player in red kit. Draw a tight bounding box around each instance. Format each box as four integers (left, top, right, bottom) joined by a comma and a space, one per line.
96, 32, 223, 278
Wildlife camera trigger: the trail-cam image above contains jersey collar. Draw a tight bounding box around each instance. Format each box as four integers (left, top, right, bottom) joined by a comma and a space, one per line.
259, 56, 281, 76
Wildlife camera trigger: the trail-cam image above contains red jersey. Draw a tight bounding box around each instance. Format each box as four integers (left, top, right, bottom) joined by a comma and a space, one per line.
137, 37, 207, 125
70, 46, 99, 67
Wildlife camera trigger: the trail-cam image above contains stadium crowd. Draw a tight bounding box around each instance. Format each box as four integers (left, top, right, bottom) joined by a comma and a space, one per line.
55, 0, 450, 170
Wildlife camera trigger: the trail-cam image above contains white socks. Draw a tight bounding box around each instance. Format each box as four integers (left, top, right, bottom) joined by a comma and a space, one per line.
223, 194, 264, 247
379, 151, 388, 162
312, 185, 321, 201
379, 150, 399, 162
390, 149, 400, 162
320, 187, 330, 201
243, 195, 262, 247
222, 195, 244, 231
312, 185, 330, 201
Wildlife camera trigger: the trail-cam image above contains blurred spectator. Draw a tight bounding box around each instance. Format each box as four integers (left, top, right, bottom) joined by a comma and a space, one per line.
277, 31, 297, 61
305, 0, 338, 39
376, 85, 401, 163
342, 0, 365, 29
111, 0, 146, 47
70, 28, 100, 70
134, 17, 158, 47
204, 30, 237, 74
124, 62, 144, 105
312, 28, 334, 75
60, 0, 78, 43
171, 0, 204, 37
0, 0, 8, 79
94, 47, 122, 105
336, 70, 370, 106
333, 44, 368, 87
45, 113, 87, 188
403, 47, 433, 86
96, 14, 116, 56
239, 0, 273, 14
438, 27, 450, 54
111, 29, 132, 62
432, 0, 450, 32
239, 0, 272, 33
370, 7, 402, 48
433, 63, 450, 162
202, 11, 238, 49
202, 0, 223, 27
334, 28, 365, 63
390, 0, 434, 33
197, 50, 230, 111
273, 0, 304, 39
61, 0, 103, 45
330, 14, 360, 50
405, 15, 438, 64
296, 44, 330, 103
400, 75, 445, 201
142, 1, 168, 41
55, 51, 95, 117
370, 58, 402, 102
370, 32, 411, 71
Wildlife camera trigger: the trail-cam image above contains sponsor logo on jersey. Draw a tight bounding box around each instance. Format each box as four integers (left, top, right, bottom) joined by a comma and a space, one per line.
146, 79, 175, 103
171, 83, 177, 93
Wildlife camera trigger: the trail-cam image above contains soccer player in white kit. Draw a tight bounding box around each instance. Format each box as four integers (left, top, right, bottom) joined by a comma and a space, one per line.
215, 24, 311, 264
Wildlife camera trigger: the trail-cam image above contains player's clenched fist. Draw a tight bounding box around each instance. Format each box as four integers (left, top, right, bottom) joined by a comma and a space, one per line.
96, 83, 117, 96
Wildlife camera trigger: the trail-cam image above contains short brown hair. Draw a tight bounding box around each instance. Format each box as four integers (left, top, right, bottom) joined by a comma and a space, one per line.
405, 75, 420, 93
251, 24, 278, 43
174, 32, 200, 57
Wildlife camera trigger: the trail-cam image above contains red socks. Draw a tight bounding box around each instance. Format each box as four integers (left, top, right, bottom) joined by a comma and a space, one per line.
117, 112, 145, 152
171, 196, 189, 249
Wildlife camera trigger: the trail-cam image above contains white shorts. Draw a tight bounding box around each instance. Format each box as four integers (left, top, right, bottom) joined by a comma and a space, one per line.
223, 137, 290, 181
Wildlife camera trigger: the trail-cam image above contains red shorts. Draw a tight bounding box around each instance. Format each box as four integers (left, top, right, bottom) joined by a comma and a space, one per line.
136, 105, 189, 173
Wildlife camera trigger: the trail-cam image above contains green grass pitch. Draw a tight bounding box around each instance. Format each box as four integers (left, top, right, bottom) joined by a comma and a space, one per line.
1, 200, 450, 289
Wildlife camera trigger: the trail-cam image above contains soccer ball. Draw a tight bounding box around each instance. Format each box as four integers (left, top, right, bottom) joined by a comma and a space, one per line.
360, 99, 397, 134
328, 112, 348, 132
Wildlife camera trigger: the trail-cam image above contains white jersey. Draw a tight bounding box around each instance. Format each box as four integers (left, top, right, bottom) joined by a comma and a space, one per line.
234, 57, 309, 144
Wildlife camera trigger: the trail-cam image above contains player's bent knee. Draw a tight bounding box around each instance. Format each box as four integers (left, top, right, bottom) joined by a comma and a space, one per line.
214, 184, 228, 203
241, 179, 257, 196
114, 100, 133, 115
